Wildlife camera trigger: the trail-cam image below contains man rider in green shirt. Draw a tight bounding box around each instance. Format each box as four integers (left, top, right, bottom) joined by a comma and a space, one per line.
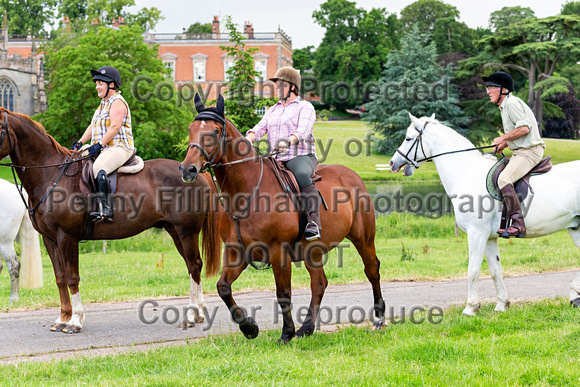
483, 71, 545, 238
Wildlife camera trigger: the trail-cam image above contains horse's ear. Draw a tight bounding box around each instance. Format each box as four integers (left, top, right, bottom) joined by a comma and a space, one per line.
409, 113, 422, 129
216, 94, 225, 117
429, 113, 436, 120
194, 93, 205, 114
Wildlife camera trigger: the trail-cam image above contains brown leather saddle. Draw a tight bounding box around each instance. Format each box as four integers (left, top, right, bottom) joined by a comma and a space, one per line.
487, 155, 553, 202
79, 150, 140, 196
267, 157, 322, 197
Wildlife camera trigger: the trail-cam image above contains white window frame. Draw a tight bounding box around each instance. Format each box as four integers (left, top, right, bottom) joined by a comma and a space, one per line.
253, 53, 269, 81
191, 53, 208, 82
221, 54, 235, 81
161, 53, 178, 80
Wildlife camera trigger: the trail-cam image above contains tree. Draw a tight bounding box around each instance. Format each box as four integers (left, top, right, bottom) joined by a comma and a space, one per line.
219, 15, 261, 133
293, 46, 315, 73
183, 22, 212, 34
460, 15, 580, 133
57, 0, 162, 31
37, 25, 193, 160
488, 6, 535, 31
432, 17, 478, 55
399, 0, 459, 33
363, 26, 469, 155
312, 0, 399, 109
543, 83, 580, 138
0, 0, 57, 36
561, 1, 580, 16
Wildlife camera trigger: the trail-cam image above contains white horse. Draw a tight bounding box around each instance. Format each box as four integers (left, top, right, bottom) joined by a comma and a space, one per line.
389, 114, 580, 315
0, 178, 43, 302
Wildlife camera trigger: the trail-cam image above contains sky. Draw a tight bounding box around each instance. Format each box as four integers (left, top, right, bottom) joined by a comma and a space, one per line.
130, 0, 570, 49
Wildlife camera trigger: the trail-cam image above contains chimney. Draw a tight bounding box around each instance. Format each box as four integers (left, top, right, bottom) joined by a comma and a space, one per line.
244, 21, 254, 39
118, 16, 125, 26
212, 16, 220, 39
112, 17, 118, 28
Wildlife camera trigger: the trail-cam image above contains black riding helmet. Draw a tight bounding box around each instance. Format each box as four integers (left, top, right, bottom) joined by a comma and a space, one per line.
482, 71, 514, 92
482, 71, 514, 104
90, 66, 121, 89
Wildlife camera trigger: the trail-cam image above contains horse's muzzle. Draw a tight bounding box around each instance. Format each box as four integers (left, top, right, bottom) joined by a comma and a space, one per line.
179, 163, 198, 183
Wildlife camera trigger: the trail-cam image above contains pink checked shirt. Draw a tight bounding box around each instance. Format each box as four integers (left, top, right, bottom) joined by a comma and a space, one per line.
248, 98, 317, 162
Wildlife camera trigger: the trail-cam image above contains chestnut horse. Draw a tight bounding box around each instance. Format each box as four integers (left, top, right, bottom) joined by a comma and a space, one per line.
180, 95, 385, 343
0, 108, 220, 333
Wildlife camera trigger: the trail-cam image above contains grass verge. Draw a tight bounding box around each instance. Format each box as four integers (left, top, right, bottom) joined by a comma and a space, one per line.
1, 299, 579, 385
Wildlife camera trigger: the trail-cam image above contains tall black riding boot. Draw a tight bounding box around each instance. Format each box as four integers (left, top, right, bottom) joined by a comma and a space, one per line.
498, 184, 525, 238
89, 170, 113, 222
301, 183, 321, 241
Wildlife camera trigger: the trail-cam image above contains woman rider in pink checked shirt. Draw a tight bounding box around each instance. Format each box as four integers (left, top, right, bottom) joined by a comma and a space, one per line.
246, 66, 321, 240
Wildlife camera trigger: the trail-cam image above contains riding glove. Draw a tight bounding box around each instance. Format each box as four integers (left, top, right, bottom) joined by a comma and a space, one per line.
88, 142, 103, 156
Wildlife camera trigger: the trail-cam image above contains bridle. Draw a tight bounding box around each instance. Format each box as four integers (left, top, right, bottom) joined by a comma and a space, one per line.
395, 121, 496, 169
187, 117, 228, 173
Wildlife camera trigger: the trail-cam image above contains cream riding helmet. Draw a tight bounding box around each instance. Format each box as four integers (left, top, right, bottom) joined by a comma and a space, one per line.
270, 66, 301, 101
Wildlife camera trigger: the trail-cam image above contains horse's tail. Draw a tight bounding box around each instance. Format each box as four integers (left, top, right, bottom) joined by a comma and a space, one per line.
18, 205, 43, 289
201, 174, 221, 278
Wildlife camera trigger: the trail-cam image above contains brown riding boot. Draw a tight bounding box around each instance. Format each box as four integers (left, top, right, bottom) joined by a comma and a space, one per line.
498, 184, 526, 238
301, 183, 321, 241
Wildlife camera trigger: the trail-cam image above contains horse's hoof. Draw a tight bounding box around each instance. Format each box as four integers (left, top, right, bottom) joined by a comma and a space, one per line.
277, 337, 291, 345
372, 321, 387, 331
62, 325, 82, 334
195, 315, 205, 324
240, 317, 259, 339
50, 323, 67, 332
296, 322, 315, 338
278, 330, 295, 344
462, 303, 480, 316
570, 298, 580, 308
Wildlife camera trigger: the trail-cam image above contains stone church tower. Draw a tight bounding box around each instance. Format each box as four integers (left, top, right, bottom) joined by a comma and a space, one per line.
0, 12, 46, 115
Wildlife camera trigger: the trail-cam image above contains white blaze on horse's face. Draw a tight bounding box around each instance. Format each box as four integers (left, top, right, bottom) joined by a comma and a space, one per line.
200, 120, 206, 128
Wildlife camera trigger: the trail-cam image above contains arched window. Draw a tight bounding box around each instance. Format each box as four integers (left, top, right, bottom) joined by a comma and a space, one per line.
0, 79, 15, 111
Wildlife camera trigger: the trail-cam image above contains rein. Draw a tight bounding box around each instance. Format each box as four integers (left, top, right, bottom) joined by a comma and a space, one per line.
396, 121, 496, 168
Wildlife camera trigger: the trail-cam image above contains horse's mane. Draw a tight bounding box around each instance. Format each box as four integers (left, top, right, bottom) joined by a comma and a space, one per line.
1, 108, 72, 157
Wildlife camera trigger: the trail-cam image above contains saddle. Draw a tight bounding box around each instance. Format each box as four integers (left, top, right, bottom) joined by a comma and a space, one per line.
79, 149, 144, 196
486, 155, 553, 202
267, 157, 322, 197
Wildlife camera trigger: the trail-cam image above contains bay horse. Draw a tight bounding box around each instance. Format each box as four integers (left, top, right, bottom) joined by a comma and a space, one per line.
0, 108, 221, 333
0, 178, 43, 302
180, 95, 385, 344
389, 113, 580, 315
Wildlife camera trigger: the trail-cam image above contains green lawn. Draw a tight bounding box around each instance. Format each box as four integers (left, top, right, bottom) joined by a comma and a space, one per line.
2, 299, 579, 385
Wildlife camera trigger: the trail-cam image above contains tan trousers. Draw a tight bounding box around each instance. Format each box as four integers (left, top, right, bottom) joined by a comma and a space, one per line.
498, 145, 544, 189
93, 145, 134, 176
